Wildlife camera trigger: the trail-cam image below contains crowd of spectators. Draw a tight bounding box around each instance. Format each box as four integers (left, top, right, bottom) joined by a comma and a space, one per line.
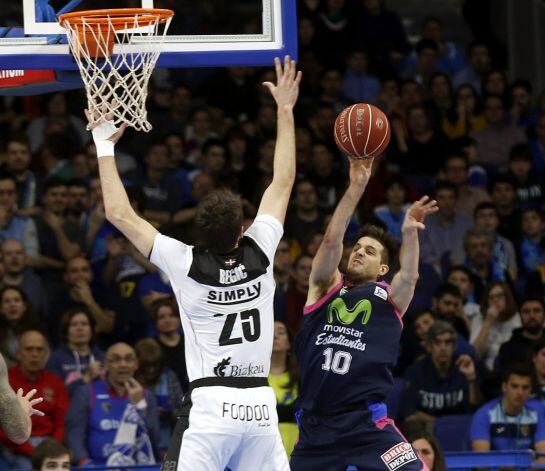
0, 0, 544, 468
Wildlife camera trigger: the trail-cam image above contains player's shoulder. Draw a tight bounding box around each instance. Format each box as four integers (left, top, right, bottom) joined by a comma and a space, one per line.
245, 215, 283, 239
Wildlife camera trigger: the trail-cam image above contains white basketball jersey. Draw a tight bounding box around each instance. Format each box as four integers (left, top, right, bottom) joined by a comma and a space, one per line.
150, 215, 282, 382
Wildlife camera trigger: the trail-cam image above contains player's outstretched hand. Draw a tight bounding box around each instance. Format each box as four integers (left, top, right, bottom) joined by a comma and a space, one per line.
263, 55, 302, 109
16, 388, 44, 418
348, 157, 374, 193
402, 196, 438, 232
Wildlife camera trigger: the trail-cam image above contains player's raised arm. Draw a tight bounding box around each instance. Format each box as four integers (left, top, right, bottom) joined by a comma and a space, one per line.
86, 113, 158, 257
257, 56, 302, 224
307, 158, 373, 303
390, 196, 438, 315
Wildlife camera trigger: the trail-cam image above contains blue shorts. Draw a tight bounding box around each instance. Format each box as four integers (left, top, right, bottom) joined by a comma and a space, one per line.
290, 405, 428, 471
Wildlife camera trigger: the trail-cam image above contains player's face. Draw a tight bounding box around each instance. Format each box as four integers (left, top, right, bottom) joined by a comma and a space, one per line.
533, 348, 545, 380
412, 438, 435, 471
41, 454, 71, 470
273, 322, 291, 353
346, 237, 388, 283
502, 374, 532, 409
447, 270, 472, 298
429, 332, 456, 365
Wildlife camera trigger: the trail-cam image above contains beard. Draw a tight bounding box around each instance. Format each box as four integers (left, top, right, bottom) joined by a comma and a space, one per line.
345, 264, 377, 285
524, 322, 543, 336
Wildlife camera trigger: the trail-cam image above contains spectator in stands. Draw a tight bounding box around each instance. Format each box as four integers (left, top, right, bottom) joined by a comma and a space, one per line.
427, 72, 454, 126
151, 298, 188, 390
530, 113, 545, 179
442, 154, 490, 217
471, 364, 545, 453
284, 180, 325, 243
453, 40, 491, 92
402, 40, 441, 89
462, 229, 511, 300
341, 50, 380, 105
482, 70, 509, 102
65, 179, 90, 230
490, 173, 522, 243
470, 281, 521, 370
284, 254, 312, 336
274, 238, 293, 297
0, 172, 39, 262
446, 265, 481, 320
432, 283, 470, 339
474, 95, 527, 170
306, 143, 344, 212
443, 84, 485, 138
419, 181, 472, 272
399, 321, 481, 425
510, 80, 538, 129
402, 424, 448, 471
0, 331, 68, 469
50, 256, 115, 346
508, 143, 543, 210
66, 342, 159, 466
134, 338, 182, 457
31, 438, 71, 471
269, 321, 299, 458
46, 307, 104, 396
453, 202, 518, 280
3, 137, 42, 216
497, 298, 545, 370
373, 176, 410, 242
0, 286, 39, 366
519, 208, 545, 275
533, 339, 545, 403
138, 268, 172, 313
0, 239, 48, 318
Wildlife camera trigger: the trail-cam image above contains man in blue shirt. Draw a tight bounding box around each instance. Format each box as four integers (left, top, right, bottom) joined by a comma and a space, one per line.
471, 364, 545, 452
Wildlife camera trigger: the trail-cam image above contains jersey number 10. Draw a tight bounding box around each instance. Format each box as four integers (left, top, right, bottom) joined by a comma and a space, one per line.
321, 348, 352, 375
219, 309, 261, 346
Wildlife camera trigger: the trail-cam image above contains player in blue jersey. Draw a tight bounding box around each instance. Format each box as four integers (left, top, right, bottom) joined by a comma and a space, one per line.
291, 157, 438, 471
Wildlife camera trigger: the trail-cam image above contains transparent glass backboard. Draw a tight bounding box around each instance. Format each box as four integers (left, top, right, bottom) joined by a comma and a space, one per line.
0, 0, 297, 69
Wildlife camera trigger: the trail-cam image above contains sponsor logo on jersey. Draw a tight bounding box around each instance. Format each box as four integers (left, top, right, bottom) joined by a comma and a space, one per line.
374, 286, 388, 301
327, 297, 372, 325
207, 282, 261, 305
213, 357, 264, 377
222, 402, 270, 424
219, 264, 248, 284
380, 442, 417, 470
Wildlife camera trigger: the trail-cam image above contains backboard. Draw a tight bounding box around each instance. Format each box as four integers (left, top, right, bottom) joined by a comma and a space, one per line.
0, 0, 297, 70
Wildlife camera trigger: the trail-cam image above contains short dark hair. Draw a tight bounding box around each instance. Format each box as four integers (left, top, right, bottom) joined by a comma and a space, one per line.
427, 320, 457, 342
202, 138, 227, 156
150, 297, 179, 324
511, 79, 532, 94
509, 143, 533, 162
194, 189, 243, 254
434, 283, 463, 300
66, 177, 88, 190
59, 306, 96, 344
31, 438, 71, 471
447, 265, 474, 282
434, 180, 458, 198
502, 363, 533, 383
413, 309, 436, 323
521, 297, 545, 313
0, 171, 17, 187
416, 39, 438, 55
444, 153, 469, 169
490, 173, 517, 191
474, 201, 498, 219
43, 176, 67, 193
358, 224, 399, 265
384, 175, 407, 193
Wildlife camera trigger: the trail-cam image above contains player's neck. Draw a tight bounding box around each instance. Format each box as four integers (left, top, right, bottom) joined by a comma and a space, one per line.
270, 352, 288, 375
159, 331, 180, 346
502, 397, 524, 416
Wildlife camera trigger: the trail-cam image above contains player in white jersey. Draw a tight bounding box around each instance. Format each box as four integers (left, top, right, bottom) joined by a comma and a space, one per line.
87, 56, 301, 470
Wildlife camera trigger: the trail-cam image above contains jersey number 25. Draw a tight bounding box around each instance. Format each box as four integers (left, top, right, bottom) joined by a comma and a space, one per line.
218, 309, 261, 346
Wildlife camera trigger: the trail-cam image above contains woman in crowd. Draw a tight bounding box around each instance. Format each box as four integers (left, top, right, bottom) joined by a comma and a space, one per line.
46, 306, 104, 395
446, 265, 481, 322
268, 321, 299, 458
443, 83, 485, 138
134, 338, 182, 457
427, 72, 454, 125
0, 286, 39, 366
402, 424, 448, 471
470, 281, 521, 370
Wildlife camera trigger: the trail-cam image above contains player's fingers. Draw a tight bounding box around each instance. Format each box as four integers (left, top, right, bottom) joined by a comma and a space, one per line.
416, 222, 425, 230
30, 397, 44, 406
295, 70, 303, 86
16, 388, 23, 398
262, 82, 275, 93
283, 55, 290, 79
31, 409, 45, 417
24, 389, 37, 399
289, 59, 296, 81
274, 57, 282, 82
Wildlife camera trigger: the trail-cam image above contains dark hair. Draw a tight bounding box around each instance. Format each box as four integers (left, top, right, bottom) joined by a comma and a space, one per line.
511, 79, 532, 95
509, 143, 533, 162
474, 201, 498, 219
274, 320, 300, 390
43, 176, 67, 193
194, 189, 243, 254
358, 224, 399, 265
66, 177, 88, 190
416, 39, 438, 55
384, 175, 408, 193
6, 135, 30, 150
202, 138, 227, 157
434, 283, 463, 300
433, 180, 458, 198
521, 297, 545, 313
400, 423, 448, 471
427, 320, 457, 342
490, 173, 517, 192
447, 265, 475, 282
413, 309, 436, 323
481, 281, 518, 322
31, 438, 71, 471
429, 72, 453, 96
444, 153, 469, 170
134, 338, 165, 387
0, 171, 17, 187
502, 362, 533, 383
468, 39, 489, 56
59, 306, 96, 345
150, 297, 179, 324
521, 207, 543, 220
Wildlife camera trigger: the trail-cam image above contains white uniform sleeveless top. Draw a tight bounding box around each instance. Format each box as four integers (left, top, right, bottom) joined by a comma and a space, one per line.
150, 215, 282, 382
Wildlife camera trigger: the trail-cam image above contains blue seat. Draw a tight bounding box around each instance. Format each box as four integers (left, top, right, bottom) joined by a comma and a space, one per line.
386, 378, 405, 419
434, 414, 473, 452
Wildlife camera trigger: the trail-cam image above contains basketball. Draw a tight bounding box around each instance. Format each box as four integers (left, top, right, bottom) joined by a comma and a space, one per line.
333, 103, 391, 159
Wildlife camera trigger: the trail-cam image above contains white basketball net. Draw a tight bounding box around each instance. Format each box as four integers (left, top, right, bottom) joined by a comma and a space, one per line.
61, 11, 173, 132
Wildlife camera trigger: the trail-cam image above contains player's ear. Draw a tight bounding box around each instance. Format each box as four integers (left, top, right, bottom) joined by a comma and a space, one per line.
378, 264, 389, 277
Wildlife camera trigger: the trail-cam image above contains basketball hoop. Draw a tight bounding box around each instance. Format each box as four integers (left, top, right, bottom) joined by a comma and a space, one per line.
59, 8, 174, 132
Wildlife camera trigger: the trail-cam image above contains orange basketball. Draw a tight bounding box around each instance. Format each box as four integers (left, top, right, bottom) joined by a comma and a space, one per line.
334, 103, 391, 159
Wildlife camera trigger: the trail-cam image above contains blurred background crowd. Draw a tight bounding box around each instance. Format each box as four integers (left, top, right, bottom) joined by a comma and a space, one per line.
0, 0, 545, 469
